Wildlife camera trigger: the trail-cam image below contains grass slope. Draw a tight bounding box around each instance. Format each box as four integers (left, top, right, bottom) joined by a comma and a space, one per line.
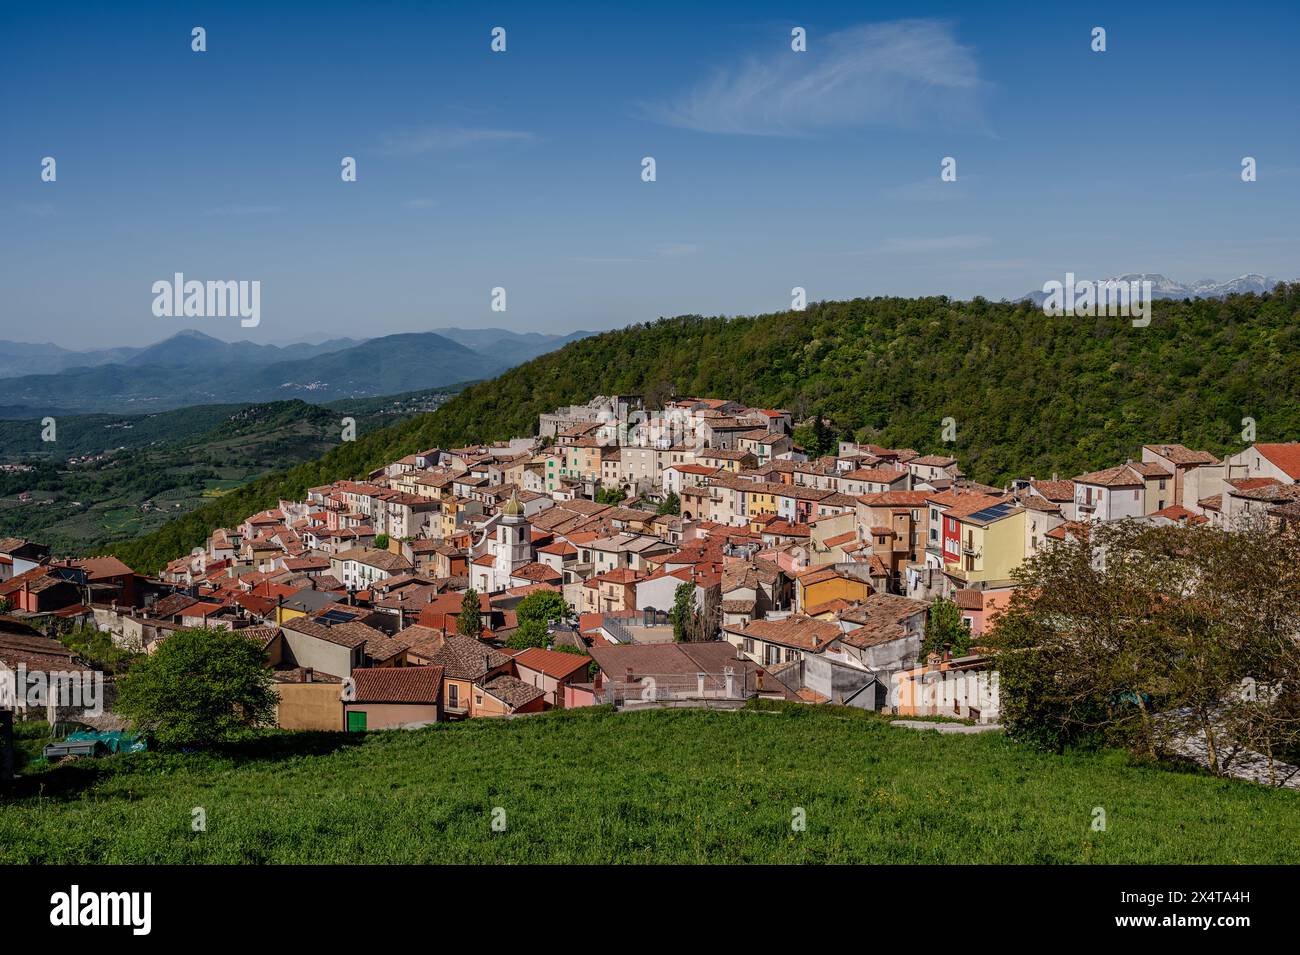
3, 705, 1296, 864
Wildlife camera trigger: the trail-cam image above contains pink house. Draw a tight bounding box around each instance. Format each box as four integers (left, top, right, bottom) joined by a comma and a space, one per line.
512, 647, 592, 708
952, 588, 1014, 638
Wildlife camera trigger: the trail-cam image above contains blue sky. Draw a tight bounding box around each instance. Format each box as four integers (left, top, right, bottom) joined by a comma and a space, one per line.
2, 0, 1298, 348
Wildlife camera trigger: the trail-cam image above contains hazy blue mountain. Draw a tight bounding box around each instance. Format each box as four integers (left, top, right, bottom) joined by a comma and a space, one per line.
0, 331, 365, 379
0, 341, 143, 378
0, 331, 507, 415
432, 327, 595, 365
122, 330, 364, 367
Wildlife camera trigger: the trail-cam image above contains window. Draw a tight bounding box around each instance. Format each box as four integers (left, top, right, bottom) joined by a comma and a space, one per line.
448, 684, 459, 708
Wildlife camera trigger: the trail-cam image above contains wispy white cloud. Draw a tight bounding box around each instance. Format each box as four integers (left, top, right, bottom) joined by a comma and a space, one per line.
376, 127, 536, 157
643, 20, 985, 136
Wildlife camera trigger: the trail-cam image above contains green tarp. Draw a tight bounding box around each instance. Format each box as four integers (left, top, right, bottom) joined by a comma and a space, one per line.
63, 730, 147, 753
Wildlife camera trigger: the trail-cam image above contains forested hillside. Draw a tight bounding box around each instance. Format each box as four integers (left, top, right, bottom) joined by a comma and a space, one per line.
110, 289, 1300, 573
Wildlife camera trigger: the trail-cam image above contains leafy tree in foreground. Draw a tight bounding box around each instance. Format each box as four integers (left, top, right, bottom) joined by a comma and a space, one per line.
657, 492, 680, 516
456, 589, 483, 640
115, 628, 276, 746
990, 519, 1300, 778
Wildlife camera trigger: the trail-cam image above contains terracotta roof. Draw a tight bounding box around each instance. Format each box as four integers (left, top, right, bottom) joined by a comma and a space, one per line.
513, 646, 591, 680
843, 466, 910, 483
1225, 477, 1282, 492
281, 616, 383, 650
510, 562, 563, 584
479, 674, 545, 709
725, 615, 841, 652
857, 490, 933, 507
350, 666, 444, 704
1143, 444, 1219, 466
1130, 461, 1173, 478
431, 634, 511, 681
1029, 480, 1075, 502
1074, 465, 1144, 487
1150, 504, 1209, 525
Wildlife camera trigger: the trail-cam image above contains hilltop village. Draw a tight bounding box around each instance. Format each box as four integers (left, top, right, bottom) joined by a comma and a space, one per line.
3, 394, 1298, 730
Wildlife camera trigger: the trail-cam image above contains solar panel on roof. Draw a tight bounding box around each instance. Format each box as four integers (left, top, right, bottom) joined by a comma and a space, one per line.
319, 609, 359, 624
968, 503, 1014, 522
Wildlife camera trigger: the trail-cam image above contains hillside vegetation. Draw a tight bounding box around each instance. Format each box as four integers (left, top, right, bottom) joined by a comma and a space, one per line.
3, 705, 1296, 863
110, 290, 1300, 573
0, 393, 451, 555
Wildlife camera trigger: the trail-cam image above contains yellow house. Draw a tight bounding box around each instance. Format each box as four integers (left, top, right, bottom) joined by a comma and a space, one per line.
559, 440, 603, 483
946, 503, 1027, 586
746, 486, 780, 520
795, 566, 873, 612
275, 604, 306, 625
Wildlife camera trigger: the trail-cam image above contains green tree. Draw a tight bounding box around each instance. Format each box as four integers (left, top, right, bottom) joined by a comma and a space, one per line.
595, 487, 627, 505
811, 411, 833, 458
60, 625, 141, 675
918, 597, 971, 661
507, 619, 550, 650
373, 533, 390, 550
657, 492, 680, 516
991, 519, 1300, 771
671, 582, 695, 643
516, 589, 572, 628
456, 589, 483, 639
115, 628, 276, 746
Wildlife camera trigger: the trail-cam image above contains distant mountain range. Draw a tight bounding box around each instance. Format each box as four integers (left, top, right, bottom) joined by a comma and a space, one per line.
0, 327, 595, 417
0, 332, 365, 380
1021, 273, 1286, 306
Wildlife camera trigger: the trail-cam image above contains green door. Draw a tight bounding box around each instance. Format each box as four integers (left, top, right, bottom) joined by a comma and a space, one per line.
346, 710, 367, 732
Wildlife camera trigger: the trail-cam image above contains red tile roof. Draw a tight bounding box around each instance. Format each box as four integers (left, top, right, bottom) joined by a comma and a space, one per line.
350, 666, 444, 704
513, 646, 591, 680
1254, 443, 1300, 480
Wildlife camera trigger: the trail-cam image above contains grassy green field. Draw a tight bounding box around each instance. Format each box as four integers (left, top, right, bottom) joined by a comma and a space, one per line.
3, 704, 1296, 864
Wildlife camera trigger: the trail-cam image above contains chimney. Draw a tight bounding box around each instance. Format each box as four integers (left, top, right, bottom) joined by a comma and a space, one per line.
303, 667, 313, 684
625, 666, 634, 683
